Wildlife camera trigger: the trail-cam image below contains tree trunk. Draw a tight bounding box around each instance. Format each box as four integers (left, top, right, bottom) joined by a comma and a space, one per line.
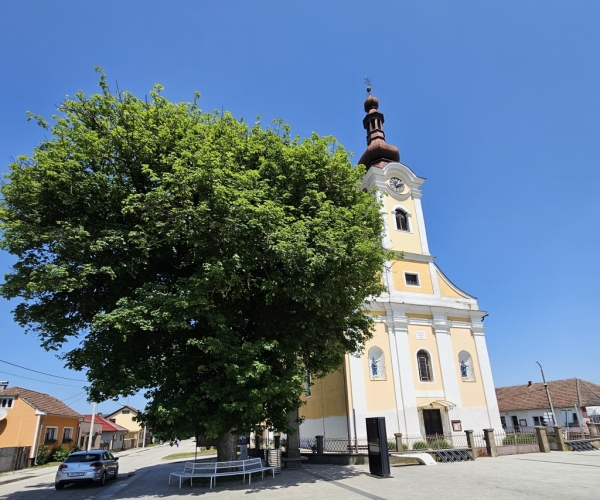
216, 430, 237, 462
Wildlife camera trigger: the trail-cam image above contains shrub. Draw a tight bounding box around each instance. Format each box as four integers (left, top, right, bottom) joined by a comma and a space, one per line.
71, 445, 82, 453
36, 445, 53, 465
547, 435, 557, 443
429, 439, 453, 449
412, 441, 429, 450
62, 438, 73, 444
52, 446, 70, 462
387, 440, 397, 451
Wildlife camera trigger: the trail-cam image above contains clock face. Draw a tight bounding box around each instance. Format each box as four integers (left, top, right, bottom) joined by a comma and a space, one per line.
389, 177, 405, 193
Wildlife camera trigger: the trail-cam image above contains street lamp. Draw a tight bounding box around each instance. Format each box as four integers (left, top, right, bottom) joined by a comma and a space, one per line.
536, 361, 558, 426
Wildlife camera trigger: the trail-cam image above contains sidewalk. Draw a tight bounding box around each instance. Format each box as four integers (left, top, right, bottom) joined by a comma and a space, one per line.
0, 443, 171, 487
0, 464, 56, 487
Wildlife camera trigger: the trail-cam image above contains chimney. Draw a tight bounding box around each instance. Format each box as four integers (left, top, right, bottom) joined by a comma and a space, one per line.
527, 381, 532, 387
0, 381, 8, 392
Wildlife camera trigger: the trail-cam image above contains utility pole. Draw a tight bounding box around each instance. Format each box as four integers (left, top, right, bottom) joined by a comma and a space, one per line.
87, 402, 97, 451
536, 362, 558, 426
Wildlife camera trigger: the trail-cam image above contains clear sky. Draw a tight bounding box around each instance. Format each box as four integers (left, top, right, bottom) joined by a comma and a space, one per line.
1, 0, 599, 416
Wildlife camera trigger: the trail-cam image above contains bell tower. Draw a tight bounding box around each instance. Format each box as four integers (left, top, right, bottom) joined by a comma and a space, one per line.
358, 81, 400, 170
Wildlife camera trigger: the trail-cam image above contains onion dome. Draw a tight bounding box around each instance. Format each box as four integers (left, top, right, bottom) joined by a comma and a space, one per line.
358, 92, 400, 170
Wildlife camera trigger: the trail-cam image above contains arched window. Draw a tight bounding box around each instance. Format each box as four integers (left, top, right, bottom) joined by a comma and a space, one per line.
395, 209, 409, 231
368, 346, 386, 380
417, 350, 433, 382
458, 351, 475, 381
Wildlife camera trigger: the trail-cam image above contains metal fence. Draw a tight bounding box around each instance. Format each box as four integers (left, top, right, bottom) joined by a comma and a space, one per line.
401, 433, 468, 451
499, 427, 538, 445
564, 426, 590, 441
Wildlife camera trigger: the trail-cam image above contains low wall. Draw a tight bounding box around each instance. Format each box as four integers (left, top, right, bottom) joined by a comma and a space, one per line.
301, 451, 469, 466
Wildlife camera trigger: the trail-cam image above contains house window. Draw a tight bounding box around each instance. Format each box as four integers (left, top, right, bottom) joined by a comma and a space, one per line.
405, 273, 420, 287
500, 416, 506, 428
63, 427, 73, 441
458, 351, 475, 381
304, 371, 312, 397
395, 209, 409, 231
122, 410, 130, 414
417, 350, 433, 382
44, 426, 58, 443
109, 418, 116, 423
0, 397, 14, 408
368, 346, 386, 380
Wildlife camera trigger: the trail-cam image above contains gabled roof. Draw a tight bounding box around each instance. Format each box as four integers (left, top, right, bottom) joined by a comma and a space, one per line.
104, 405, 139, 418
1, 386, 82, 419
83, 414, 128, 433
496, 378, 600, 412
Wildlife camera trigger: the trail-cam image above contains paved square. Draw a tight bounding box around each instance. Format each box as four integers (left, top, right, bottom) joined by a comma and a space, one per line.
116, 451, 600, 500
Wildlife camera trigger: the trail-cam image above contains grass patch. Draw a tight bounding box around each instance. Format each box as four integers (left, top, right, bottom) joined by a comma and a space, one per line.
162, 450, 216, 460
34, 461, 62, 468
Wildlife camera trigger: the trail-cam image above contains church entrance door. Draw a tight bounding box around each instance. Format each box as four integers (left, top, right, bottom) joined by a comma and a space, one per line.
423, 409, 444, 436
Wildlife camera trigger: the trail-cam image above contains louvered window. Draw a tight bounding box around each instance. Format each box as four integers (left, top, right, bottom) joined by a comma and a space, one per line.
405, 273, 419, 286
395, 209, 409, 231
417, 350, 433, 381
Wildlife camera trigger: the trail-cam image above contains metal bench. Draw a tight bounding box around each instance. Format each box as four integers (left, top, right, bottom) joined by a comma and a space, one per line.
168, 458, 275, 489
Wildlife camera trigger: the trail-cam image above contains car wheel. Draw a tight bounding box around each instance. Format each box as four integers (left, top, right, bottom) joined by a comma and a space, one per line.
97, 471, 106, 486
55, 482, 65, 490
112, 468, 118, 480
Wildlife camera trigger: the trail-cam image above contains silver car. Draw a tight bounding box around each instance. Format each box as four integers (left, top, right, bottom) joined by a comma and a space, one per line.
54, 450, 119, 490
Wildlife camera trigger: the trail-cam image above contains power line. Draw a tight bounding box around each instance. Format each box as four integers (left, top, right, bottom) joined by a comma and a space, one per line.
0, 359, 86, 382
0, 370, 83, 388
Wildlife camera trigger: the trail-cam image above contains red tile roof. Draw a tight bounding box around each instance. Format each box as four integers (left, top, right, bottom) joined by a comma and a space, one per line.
83, 414, 128, 433
1, 386, 82, 419
496, 378, 600, 412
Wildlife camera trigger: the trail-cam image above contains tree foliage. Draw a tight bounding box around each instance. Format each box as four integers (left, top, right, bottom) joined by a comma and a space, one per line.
0, 70, 387, 458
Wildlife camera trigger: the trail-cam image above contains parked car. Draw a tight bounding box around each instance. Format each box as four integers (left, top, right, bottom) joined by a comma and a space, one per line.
54, 450, 119, 490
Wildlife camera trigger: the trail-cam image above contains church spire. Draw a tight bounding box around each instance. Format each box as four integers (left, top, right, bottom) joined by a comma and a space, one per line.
358, 80, 400, 170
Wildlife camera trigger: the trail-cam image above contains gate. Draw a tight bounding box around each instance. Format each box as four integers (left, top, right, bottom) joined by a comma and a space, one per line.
0, 447, 31, 472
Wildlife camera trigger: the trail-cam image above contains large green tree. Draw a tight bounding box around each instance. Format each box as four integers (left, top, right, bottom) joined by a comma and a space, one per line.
0, 71, 387, 460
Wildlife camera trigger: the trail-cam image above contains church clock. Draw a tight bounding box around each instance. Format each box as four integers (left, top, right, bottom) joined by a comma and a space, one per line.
389, 177, 404, 193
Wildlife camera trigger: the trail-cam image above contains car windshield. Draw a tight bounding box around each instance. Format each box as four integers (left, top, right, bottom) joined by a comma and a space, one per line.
64, 453, 102, 463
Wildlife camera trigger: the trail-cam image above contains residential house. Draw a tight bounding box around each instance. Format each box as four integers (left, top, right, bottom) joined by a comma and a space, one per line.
82, 414, 128, 451
104, 405, 149, 448
78, 415, 103, 450
0, 383, 83, 466
496, 378, 600, 429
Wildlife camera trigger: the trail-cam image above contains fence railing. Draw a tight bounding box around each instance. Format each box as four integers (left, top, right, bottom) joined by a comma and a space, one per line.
564, 426, 590, 441
401, 433, 468, 451
498, 427, 538, 446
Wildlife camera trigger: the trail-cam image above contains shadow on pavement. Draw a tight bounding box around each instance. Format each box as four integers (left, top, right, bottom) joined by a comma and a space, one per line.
0, 461, 370, 499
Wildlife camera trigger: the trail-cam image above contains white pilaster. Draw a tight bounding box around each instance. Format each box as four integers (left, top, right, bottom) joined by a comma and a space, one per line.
412, 189, 430, 255
348, 353, 368, 437
377, 190, 392, 250
389, 309, 421, 435
471, 315, 503, 429
433, 315, 462, 409
429, 262, 441, 297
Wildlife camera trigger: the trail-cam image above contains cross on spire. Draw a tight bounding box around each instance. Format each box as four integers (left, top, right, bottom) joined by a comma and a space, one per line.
364, 76, 372, 95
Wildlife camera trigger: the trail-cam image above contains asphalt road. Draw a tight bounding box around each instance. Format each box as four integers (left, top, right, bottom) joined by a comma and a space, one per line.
0, 440, 202, 500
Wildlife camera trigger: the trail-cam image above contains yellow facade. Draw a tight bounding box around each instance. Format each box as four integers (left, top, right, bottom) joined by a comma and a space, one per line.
390, 260, 434, 294
300, 369, 348, 421
384, 192, 423, 254
450, 327, 487, 409
0, 395, 80, 455
362, 323, 397, 413
105, 406, 142, 442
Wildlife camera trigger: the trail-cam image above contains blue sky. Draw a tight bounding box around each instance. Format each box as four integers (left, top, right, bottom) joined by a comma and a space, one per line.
1, 0, 599, 415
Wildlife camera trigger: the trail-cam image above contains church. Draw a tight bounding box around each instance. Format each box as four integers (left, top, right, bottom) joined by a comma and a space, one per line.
299, 88, 502, 441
